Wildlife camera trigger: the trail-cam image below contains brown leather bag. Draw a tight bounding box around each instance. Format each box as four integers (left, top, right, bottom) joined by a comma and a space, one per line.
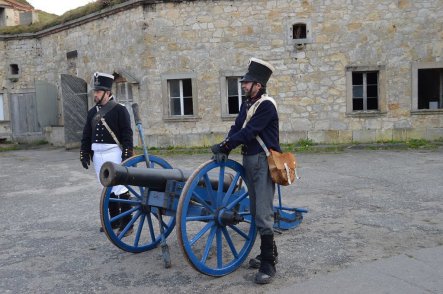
267, 149, 297, 186
242, 96, 298, 185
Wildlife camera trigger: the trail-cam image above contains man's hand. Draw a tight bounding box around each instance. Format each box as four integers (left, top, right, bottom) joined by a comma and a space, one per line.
80, 150, 90, 169
122, 148, 133, 161
211, 143, 229, 163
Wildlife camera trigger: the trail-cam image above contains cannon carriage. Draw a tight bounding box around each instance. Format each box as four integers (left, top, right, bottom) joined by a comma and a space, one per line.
98, 103, 307, 276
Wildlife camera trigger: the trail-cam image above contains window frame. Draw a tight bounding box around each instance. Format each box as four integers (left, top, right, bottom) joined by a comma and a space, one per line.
351, 71, 379, 111
411, 61, 443, 114
226, 77, 245, 115
346, 65, 386, 117
286, 18, 313, 46
220, 70, 246, 120
8, 63, 20, 81
161, 73, 199, 122
115, 81, 134, 105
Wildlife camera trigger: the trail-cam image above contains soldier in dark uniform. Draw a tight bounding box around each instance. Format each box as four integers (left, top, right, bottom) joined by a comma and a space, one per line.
211, 58, 280, 284
80, 72, 134, 235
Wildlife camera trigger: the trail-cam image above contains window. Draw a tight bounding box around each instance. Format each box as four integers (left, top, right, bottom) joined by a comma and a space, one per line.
293, 23, 307, 40
10, 64, 19, 75
115, 82, 133, 105
286, 19, 312, 46
227, 77, 245, 115
346, 65, 386, 115
113, 71, 138, 107
417, 68, 443, 109
412, 62, 443, 112
66, 50, 78, 59
220, 71, 245, 119
169, 79, 193, 116
352, 71, 379, 111
161, 73, 198, 121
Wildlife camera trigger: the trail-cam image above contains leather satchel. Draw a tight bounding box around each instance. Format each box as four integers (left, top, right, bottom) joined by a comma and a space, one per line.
267, 149, 297, 186
242, 95, 298, 186
256, 136, 297, 186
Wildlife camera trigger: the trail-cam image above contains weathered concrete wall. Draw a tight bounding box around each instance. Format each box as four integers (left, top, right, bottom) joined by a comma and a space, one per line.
0, 0, 442, 147
3, 8, 18, 27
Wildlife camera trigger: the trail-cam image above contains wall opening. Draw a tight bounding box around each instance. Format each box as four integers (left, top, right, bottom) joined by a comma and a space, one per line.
418, 68, 443, 109
10, 64, 19, 75
293, 23, 307, 40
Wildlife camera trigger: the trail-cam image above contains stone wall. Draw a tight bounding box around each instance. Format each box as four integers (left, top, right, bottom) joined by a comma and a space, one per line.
1, 0, 442, 147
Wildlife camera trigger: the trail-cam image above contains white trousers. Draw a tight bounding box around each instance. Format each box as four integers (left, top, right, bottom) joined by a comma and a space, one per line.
92, 143, 128, 195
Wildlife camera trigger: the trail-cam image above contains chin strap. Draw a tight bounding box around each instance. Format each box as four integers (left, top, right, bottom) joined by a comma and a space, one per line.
97, 91, 107, 105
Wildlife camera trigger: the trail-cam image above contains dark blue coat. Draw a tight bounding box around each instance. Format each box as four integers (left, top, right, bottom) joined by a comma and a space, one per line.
81, 101, 133, 152
226, 98, 281, 155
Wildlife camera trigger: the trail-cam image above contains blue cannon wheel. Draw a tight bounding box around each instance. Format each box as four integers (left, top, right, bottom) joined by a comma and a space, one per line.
177, 159, 257, 276
100, 154, 175, 253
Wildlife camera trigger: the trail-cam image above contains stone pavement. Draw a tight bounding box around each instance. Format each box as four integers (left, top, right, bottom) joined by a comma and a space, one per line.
279, 246, 443, 294
0, 147, 442, 293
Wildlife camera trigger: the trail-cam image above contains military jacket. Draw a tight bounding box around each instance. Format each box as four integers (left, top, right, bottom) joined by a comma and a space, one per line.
81, 99, 133, 152
226, 95, 281, 155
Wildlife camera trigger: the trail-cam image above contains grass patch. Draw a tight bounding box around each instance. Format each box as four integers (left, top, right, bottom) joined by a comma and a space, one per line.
283, 139, 313, 152
0, 140, 48, 152
0, 145, 19, 152
132, 138, 441, 156
135, 146, 215, 157
34, 140, 48, 145
2, 138, 440, 154
406, 139, 437, 149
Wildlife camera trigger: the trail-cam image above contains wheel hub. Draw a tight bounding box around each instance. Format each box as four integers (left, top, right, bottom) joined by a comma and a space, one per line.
217, 208, 244, 226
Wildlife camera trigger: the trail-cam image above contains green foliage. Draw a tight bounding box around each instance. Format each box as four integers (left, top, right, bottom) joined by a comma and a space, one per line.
406, 139, 435, 149
35, 140, 48, 145
281, 138, 317, 152
0, 0, 131, 35
14, 0, 32, 6
36, 10, 58, 23
297, 138, 315, 147
0, 140, 19, 152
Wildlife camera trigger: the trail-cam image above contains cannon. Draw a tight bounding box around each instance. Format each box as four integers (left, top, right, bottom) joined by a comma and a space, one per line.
98, 103, 307, 277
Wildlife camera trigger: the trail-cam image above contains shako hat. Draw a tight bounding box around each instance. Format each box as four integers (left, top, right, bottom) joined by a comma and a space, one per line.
93, 72, 114, 91
240, 57, 275, 86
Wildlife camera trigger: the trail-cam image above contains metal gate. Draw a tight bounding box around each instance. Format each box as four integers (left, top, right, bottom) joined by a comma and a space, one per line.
61, 74, 88, 149
10, 92, 43, 142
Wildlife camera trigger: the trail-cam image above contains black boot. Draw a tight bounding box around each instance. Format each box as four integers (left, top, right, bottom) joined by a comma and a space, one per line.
100, 193, 120, 232
249, 240, 278, 269
254, 234, 276, 284
117, 191, 133, 236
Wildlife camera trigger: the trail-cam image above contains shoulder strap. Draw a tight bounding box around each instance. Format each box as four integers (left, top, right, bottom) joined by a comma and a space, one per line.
241, 94, 277, 156
101, 118, 122, 148
256, 136, 270, 156
91, 99, 118, 131
242, 95, 277, 128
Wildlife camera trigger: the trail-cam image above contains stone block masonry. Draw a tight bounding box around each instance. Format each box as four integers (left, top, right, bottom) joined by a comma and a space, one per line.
0, 0, 442, 147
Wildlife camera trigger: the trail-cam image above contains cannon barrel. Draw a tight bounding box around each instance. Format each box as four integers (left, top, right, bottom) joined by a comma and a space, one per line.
100, 161, 234, 191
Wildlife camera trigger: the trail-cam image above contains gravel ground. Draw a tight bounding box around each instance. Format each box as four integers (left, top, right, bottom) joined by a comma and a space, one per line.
0, 147, 442, 293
